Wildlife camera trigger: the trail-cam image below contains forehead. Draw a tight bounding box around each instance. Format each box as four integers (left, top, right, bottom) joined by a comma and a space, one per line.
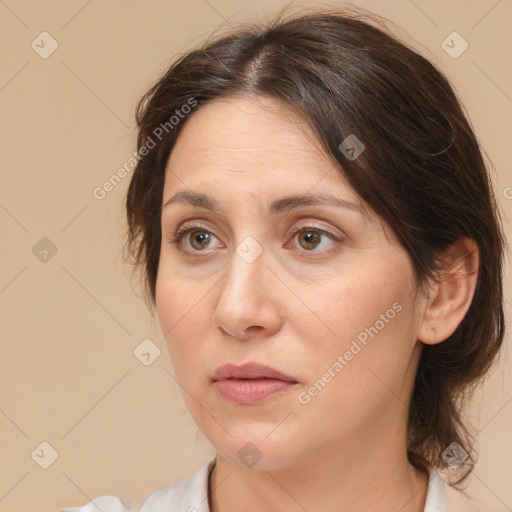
165, 96, 356, 195
162, 96, 395, 235
173, 95, 318, 151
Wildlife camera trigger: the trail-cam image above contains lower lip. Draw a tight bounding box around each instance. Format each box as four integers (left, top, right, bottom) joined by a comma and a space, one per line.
214, 378, 297, 405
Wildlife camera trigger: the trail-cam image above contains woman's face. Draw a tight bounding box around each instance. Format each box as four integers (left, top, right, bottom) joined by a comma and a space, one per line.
156, 96, 428, 470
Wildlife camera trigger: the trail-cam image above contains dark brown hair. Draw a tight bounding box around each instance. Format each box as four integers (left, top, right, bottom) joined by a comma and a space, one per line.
124, 7, 506, 487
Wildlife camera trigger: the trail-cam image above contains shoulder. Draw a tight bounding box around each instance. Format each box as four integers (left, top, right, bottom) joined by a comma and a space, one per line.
57, 458, 216, 512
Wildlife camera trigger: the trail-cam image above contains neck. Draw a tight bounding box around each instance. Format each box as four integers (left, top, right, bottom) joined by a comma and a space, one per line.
208, 421, 429, 512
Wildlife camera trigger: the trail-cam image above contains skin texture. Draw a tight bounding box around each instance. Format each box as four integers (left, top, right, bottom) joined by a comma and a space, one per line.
155, 96, 479, 512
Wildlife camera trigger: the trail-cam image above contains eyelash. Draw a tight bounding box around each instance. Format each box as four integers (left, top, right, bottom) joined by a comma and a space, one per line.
166, 222, 343, 256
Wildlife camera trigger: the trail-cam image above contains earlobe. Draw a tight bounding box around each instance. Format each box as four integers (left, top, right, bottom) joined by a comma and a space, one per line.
417, 238, 479, 346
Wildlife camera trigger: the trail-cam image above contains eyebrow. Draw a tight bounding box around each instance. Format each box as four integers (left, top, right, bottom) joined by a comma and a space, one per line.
162, 191, 365, 216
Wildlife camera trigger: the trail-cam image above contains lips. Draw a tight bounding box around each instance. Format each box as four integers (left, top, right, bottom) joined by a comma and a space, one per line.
212, 362, 298, 405
212, 362, 297, 382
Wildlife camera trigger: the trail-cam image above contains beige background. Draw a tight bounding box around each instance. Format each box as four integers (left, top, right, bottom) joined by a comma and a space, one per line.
0, 0, 511, 511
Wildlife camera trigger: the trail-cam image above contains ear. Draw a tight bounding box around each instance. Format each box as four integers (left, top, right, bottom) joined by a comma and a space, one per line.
417, 237, 479, 345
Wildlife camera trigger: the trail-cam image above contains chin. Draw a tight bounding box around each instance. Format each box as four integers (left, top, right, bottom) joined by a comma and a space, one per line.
211, 430, 304, 471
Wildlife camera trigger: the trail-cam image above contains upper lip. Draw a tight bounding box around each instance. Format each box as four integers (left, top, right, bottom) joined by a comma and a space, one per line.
212, 362, 297, 382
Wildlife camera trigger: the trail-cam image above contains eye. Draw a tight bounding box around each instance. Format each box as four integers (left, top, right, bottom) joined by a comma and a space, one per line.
167, 223, 221, 252
288, 224, 341, 254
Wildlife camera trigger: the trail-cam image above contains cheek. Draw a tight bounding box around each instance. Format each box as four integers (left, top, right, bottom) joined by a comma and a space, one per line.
316, 264, 409, 349
299, 258, 417, 400
155, 269, 208, 381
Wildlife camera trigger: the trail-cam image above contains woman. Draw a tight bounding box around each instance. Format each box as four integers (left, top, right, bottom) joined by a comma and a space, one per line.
60, 7, 505, 512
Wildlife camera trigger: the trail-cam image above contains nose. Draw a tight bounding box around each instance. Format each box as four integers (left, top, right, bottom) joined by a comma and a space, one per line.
211, 243, 282, 341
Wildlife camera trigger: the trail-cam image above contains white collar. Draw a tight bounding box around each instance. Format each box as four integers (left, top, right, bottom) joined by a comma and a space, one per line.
424, 465, 448, 511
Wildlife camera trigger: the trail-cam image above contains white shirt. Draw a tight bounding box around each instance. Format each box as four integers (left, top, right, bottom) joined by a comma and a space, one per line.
59, 458, 447, 511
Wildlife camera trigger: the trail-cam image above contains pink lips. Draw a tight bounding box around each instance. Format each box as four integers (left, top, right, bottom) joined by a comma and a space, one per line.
212, 362, 298, 405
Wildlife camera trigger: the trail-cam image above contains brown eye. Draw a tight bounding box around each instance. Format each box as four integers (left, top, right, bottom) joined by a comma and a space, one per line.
290, 226, 340, 254
166, 223, 219, 252
188, 230, 212, 250
297, 230, 322, 250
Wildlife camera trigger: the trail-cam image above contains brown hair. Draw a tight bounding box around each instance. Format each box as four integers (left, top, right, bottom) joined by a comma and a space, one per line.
124, 7, 506, 487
